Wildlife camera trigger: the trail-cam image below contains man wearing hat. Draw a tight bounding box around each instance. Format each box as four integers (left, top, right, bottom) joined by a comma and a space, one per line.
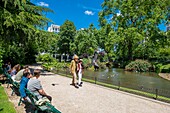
70, 55, 79, 88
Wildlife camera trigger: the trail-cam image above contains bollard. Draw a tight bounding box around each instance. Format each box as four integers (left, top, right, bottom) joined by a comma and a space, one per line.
118, 81, 120, 90
95, 76, 97, 84
65, 68, 67, 76
155, 89, 158, 99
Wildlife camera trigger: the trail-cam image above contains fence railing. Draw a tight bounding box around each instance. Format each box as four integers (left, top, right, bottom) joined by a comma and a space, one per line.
51, 68, 170, 103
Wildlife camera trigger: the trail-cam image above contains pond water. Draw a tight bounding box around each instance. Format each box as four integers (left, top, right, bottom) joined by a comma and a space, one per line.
83, 68, 170, 97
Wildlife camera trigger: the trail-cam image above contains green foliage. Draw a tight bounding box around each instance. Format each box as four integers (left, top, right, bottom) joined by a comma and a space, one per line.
160, 64, 170, 73
82, 58, 92, 69
36, 53, 55, 63
97, 61, 107, 69
37, 31, 59, 54
0, 0, 54, 64
99, 0, 169, 64
42, 60, 70, 71
70, 24, 98, 56
125, 59, 152, 72
57, 20, 76, 54
157, 48, 170, 61
98, 52, 108, 62
155, 63, 163, 73
0, 46, 4, 67
96, 24, 115, 61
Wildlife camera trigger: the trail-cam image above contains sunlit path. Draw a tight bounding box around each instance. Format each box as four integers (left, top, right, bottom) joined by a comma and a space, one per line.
39, 74, 170, 113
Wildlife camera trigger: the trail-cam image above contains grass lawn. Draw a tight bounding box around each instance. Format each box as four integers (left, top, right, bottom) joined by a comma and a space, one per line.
0, 85, 16, 113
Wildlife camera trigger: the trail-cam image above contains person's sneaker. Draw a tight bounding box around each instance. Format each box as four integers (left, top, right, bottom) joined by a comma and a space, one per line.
79, 84, 82, 87
75, 85, 79, 88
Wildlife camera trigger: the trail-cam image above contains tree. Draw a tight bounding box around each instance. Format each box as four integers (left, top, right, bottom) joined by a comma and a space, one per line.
97, 24, 114, 61
70, 24, 98, 56
99, 0, 169, 64
0, 0, 53, 64
57, 20, 76, 56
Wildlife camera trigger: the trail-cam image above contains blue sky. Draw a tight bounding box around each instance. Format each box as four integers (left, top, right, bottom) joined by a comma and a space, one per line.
31, 0, 166, 31
31, 0, 103, 30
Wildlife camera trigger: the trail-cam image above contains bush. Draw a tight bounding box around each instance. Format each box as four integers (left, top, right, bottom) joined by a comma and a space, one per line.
125, 59, 152, 72
155, 63, 163, 73
97, 61, 107, 69
160, 64, 170, 73
82, 58, 91, 69
42, 61, 70, 71
36, 53, 55, 63
106, 62, 113, 68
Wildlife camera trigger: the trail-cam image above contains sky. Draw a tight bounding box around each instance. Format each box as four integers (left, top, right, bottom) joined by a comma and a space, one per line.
31, 0, 166, 31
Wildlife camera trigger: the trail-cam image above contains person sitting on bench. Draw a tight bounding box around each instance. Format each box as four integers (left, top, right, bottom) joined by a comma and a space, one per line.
14, 65, 30, 82
27, 69, 52, 102
19, 72, 32, 101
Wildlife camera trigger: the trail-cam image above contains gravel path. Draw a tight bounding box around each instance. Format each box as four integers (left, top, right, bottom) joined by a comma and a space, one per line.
3, 65, 170, 113
39, 74, 170, 113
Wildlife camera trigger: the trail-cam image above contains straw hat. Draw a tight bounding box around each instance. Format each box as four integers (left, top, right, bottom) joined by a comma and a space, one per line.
73, 55, 79, 59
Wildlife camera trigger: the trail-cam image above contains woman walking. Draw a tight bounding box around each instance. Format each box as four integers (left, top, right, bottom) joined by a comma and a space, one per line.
77, 59, 83, 87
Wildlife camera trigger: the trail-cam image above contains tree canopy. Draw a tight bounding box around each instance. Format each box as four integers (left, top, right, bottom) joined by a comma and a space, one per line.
0, 0, 169, 68
57, 20, 76, 55
98, 0, 170, 66
0, 0, 55, 64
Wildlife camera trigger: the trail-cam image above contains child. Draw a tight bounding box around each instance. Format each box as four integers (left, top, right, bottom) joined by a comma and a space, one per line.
77, 59, 83, 87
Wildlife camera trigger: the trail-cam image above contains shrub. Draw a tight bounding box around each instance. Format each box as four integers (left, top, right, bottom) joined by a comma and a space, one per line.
106, 62, 113, 68
97, 61, 107, 69
42, 61, 70, 71
155, 63, 163, 73
36, 53, 55, 63
160, 64, 170, 73
82, 58, 91, 69
125, 59, 152, 72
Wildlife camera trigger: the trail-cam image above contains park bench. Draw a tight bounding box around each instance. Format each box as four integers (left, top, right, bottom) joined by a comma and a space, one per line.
0, 67, 5, 80
18, 88, 61, 113
2, 68, 61, 113
3, 70, 20, 95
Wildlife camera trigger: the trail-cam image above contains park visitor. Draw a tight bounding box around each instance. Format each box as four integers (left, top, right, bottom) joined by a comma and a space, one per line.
10, 64, 20, 76
14, 65, 30, 82
19, 72, 32, 101
6, 61, 11, 72
77, 59, 83, 87
27, 69, 52, 101
70, 55, 79, 88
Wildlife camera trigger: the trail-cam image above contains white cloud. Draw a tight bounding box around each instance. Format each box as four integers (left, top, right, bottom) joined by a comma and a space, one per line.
82, 6, 101, 12
84, 10, 94, 16
78, 4, 101, 12
37, 2, 49, 7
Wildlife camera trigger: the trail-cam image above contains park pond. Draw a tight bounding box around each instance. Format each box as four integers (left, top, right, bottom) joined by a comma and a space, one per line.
83, 68, 170, 97
54, 67, 170, 97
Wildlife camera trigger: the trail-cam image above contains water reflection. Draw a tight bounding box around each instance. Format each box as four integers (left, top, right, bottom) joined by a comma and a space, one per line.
84, 68, 170, 91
